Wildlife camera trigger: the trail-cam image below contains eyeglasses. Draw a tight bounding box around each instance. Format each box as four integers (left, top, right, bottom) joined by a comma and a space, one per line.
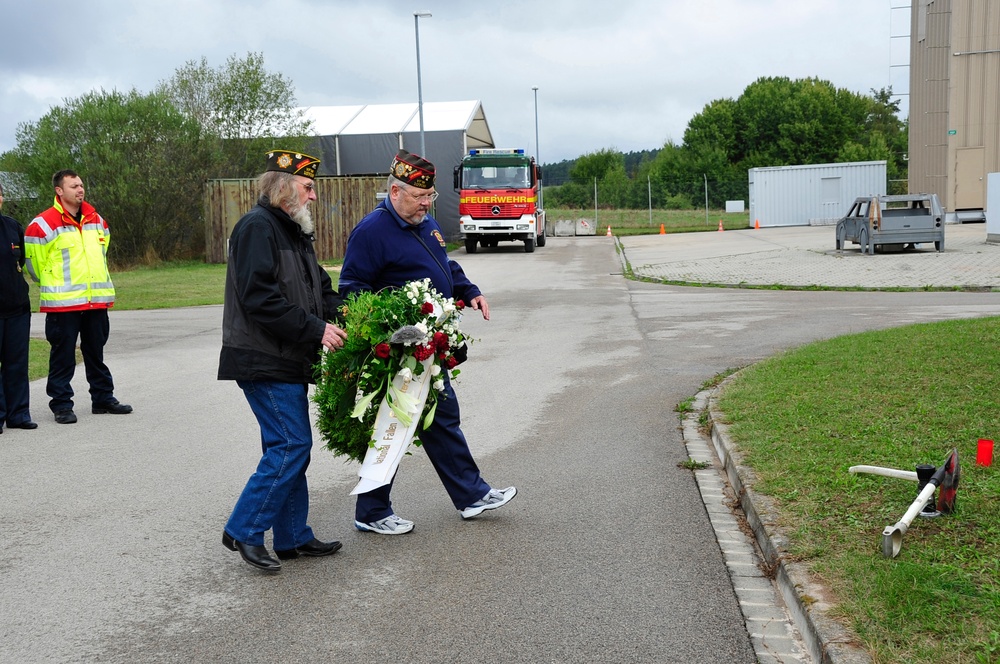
401, 187, 438, 203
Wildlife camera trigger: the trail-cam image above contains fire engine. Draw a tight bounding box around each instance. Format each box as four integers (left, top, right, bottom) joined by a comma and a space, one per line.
453, 148, 546, 253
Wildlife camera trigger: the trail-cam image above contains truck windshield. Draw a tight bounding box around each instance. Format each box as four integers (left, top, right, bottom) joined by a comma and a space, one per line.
462, 164, 531, 189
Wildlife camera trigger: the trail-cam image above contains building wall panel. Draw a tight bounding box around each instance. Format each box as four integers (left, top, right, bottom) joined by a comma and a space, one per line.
911, 0, 999, 211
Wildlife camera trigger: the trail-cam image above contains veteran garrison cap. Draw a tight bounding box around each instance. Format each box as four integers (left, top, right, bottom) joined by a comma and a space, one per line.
390, 149, 435, 189
265, 150, 321, 179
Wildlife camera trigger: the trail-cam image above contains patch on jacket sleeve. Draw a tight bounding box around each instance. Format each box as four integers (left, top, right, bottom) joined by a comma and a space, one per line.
432, 230, 445, 247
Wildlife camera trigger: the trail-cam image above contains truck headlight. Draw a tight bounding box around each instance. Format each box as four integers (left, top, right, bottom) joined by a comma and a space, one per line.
463, 225, 476, 231
516, 224, 529, 231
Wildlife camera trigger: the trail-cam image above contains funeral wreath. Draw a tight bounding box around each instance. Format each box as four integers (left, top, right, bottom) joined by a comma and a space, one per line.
314, 279, 470, 463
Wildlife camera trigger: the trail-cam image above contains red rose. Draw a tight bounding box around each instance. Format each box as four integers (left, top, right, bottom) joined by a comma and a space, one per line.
433, 331, 450, 350
413, 344, 434, 361
374, 343, 391, 359
455, 300, 465, 310
420, 302, 434, 315
445, 356, 458, 369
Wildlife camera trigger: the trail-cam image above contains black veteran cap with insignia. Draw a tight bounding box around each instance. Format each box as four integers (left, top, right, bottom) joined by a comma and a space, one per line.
390, 149, 435, 189
265, 150, 321, 179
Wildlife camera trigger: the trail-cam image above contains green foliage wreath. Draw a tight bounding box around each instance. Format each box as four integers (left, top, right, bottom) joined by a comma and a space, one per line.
313, 279, 470, 463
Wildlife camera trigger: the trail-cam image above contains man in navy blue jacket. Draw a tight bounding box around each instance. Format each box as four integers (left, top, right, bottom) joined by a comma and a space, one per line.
340, 149, 517, 535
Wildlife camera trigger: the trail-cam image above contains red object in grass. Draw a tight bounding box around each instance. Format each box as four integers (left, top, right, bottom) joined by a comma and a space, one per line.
977, 439, 994, 467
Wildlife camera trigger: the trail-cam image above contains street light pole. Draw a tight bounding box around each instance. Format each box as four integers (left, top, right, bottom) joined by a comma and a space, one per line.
414, 11, 432, 157
532, 86, 542, 209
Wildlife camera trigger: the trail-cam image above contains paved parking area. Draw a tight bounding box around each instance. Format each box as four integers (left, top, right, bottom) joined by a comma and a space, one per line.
622, 223, 1000, 289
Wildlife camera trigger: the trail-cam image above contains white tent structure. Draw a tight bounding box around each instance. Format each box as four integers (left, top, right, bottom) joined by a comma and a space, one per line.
304, 100, 495, 238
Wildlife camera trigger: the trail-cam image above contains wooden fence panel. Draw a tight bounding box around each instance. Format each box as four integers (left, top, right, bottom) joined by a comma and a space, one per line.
204, 176, 385, 263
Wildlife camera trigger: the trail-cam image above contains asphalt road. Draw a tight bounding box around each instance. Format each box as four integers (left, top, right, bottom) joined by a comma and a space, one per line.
4, 235, 1000, 663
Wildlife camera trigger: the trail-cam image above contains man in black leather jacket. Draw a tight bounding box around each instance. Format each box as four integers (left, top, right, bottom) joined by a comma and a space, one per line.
219, 150, 348, 572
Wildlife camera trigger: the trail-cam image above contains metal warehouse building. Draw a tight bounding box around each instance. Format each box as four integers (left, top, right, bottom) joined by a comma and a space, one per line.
908, 0, 1000, 218
302, 100, 495, 239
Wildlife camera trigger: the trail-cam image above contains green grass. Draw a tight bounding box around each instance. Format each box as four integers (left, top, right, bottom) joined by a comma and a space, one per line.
28, 339, 50, 382
25, 261, 232, 380
546, 207, 749, 234
717, 316, 1000, 663
25, 260, 230, 312
26, 259, 348, 312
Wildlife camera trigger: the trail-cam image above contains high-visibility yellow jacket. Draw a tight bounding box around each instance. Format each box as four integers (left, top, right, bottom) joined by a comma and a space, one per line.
24, 197, 115, 312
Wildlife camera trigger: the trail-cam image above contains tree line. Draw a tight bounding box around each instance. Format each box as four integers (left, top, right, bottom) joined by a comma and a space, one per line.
543, 77, 908, 210
1, 66, 907, 265
0, 53, 310, 267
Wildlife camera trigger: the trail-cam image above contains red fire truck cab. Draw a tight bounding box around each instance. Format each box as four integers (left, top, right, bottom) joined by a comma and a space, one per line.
453, 148, 546, 253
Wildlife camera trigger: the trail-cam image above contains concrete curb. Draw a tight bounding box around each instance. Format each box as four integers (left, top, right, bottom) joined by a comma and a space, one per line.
703, 378, 872, 664
682, 391, 811, 663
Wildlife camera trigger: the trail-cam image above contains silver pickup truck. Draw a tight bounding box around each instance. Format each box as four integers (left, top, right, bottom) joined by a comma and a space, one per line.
835, 194, 944, 255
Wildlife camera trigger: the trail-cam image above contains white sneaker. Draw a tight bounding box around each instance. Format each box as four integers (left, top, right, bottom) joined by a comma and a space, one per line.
460, 486, 517, 519
354, 514, 415, 535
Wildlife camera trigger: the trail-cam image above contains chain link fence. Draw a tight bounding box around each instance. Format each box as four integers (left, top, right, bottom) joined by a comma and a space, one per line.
543, 176, 750, 212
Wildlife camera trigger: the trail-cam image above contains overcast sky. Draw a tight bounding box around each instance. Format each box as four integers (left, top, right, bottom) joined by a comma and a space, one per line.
0, 0, 908, 165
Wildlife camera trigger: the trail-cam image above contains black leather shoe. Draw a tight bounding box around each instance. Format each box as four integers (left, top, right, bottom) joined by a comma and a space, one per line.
54, 410, 77, 424
222, 531, 281, 571
275, 538, 343, 560
8, 421, 38, 430
92, 400, 133, 415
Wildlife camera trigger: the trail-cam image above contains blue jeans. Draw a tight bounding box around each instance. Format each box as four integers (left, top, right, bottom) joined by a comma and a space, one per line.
225, 381, 315, 550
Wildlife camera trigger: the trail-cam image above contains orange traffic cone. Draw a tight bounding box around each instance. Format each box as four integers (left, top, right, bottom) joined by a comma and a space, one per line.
717, 219, 724, 232
606, 225, 612, 237
754, 218, 760, 230
659, 223, 665, 235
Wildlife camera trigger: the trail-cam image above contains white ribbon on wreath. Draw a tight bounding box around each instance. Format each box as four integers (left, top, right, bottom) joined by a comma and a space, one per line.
350, 356, 436, 495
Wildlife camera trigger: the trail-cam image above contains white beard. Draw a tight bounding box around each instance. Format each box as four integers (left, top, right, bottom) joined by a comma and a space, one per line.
289, 201, 314, 235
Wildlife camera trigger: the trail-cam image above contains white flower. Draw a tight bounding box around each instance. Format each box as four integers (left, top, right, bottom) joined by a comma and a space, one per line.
433, 379, 445, 391
430, 364, 441, 376
415, 321, 428, 336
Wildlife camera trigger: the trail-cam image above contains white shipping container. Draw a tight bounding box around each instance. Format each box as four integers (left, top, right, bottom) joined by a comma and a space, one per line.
748, 161, 887, 228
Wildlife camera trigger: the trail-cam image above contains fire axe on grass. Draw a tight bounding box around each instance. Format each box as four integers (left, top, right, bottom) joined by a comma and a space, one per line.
848, 448, 960, 558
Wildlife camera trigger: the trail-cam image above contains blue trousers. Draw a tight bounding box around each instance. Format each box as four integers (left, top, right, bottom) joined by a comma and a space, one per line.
0, 311, 32, 426
44, 310, 115, 412
225, 381, 315, 550
355, 377, 490, 522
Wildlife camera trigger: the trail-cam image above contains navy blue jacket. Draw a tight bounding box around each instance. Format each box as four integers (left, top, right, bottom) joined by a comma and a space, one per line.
340, 198, 482, 302
0, 213, 30, 318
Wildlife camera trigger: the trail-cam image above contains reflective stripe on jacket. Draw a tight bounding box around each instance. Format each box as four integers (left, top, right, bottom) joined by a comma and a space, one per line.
24, 197, 115, 312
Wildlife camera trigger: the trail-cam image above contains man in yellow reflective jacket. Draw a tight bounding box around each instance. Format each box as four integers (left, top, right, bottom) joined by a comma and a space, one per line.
24, 170, 132, 424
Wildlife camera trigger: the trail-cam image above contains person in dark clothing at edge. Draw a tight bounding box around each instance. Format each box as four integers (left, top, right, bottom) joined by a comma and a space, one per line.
0, 182, 37, 433
219, 150, 348, 572
340, 149, 517, 535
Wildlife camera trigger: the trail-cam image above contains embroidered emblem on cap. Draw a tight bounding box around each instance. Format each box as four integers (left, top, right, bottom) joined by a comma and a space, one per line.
390, 149, 435, 189
265, 149, 321, 180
